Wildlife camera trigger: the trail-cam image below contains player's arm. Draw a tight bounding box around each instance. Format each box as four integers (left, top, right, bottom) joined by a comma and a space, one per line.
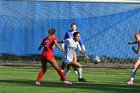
77, 42, 89, 59
38, 44, 43, 51
64, 32, 69, 39
132, 46, 140, 54
79, 50, 89, 59
38, 39, 46, 51
79, 38, 86, 51
38, 40, 45, 51
57, 40, 65, 49
128, 41, 138, 45
57, 40, 63, 43
54, 40, 65, 52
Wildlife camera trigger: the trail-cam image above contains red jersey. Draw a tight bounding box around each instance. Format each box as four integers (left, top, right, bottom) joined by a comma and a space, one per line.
40, 35, 57, 61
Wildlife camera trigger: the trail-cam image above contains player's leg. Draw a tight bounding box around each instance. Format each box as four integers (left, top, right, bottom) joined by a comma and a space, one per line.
127, 58, 140, 84
61, 43, 66, 72
62, 61, 71, 73
63, 64, 72, 76
69, 60, 87, 82
61, 62, 66, 72
73, 51, 78, 74
49, 59, 66, 81
36, 59, 47, 85
64, 60, 80, 77
66, 51, 77, 73
49, 59, 72, 84
68, 65, 72, 72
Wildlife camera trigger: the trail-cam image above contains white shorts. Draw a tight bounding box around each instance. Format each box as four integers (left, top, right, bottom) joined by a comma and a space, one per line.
64, 54, 73, 65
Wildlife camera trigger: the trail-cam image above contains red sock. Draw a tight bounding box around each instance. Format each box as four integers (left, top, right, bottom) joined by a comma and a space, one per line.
36, 71, 45, 82
57, 69, 66, 81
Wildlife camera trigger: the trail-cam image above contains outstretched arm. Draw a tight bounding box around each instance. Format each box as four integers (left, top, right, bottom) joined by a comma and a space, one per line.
54, 40, 65, 52
77, 42, 89, 59
132, 46, 140, 54
128, 41, 138, 45
38, 44, 43, 51
79, 50, 89, 60
57, 40, 63, 43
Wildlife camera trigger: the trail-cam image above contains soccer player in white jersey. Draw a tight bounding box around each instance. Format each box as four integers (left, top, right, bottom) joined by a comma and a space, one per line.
63, 32, 89, 82
61, 23, 86, 74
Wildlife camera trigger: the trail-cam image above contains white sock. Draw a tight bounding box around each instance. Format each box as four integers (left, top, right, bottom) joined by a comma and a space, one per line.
130, 77, 134, 81
77, 68, 82, 79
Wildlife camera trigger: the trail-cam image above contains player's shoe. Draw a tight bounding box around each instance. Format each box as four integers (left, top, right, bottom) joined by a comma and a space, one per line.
127, 80, 133, 84
64, 81, 72, 85
78, 78, 87, 82
74, 71, 78, 74
35, 81, 40, 85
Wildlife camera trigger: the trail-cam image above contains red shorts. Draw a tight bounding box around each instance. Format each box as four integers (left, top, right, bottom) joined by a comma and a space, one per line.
40, 51, 55, 61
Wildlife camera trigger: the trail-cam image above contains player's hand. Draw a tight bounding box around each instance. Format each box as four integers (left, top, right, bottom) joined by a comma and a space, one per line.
61, 49, 66, 53
128, 42, 132, 45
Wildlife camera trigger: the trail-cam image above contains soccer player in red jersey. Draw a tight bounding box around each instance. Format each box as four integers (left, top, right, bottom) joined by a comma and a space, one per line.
127, 33, 140, 84
36, 27, 72, 85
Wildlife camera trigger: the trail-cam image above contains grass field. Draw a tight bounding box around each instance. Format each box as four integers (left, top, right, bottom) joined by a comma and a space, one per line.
0, 66, 140, 93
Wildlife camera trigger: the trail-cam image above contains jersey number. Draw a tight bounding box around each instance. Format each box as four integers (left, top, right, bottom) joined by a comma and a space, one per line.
44, 40, 49, 48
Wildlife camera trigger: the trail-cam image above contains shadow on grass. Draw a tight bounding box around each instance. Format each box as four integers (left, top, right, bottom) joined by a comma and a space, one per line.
0, 79, 140, 93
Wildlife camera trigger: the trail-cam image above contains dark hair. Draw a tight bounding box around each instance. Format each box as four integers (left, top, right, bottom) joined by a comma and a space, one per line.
71, 23, 77, 28
48, 27, 55, 35
73, 32, 80, 37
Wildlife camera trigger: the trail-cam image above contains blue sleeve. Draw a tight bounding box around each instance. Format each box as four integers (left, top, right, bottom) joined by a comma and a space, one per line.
64, 32, 69, 39
78, 38, 86, 51
78, 38, 84, 46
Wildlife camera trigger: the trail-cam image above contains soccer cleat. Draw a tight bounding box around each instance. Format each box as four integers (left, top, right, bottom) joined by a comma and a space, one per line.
64, 81, 72, 85
35, 81, 40, 85
78, 78, 87, 82
127, 80, 133, 84
74, 71, 78, 74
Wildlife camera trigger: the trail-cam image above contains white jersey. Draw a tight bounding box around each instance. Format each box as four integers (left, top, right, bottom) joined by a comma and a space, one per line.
63, 38, 82, 64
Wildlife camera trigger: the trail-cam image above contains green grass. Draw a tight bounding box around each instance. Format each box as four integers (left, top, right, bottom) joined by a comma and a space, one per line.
0, 66, 140, 93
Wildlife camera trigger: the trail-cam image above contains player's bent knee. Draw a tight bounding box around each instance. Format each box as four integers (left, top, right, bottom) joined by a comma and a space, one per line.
77, 65, 82, 68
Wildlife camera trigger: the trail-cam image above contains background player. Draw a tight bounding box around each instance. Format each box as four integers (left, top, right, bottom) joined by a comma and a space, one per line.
63, 32, 89, 82
127, 33, 140, 84
36, 27, 72, 85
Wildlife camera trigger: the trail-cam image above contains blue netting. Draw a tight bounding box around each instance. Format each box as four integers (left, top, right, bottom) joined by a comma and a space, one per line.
0, 1, 140, 58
